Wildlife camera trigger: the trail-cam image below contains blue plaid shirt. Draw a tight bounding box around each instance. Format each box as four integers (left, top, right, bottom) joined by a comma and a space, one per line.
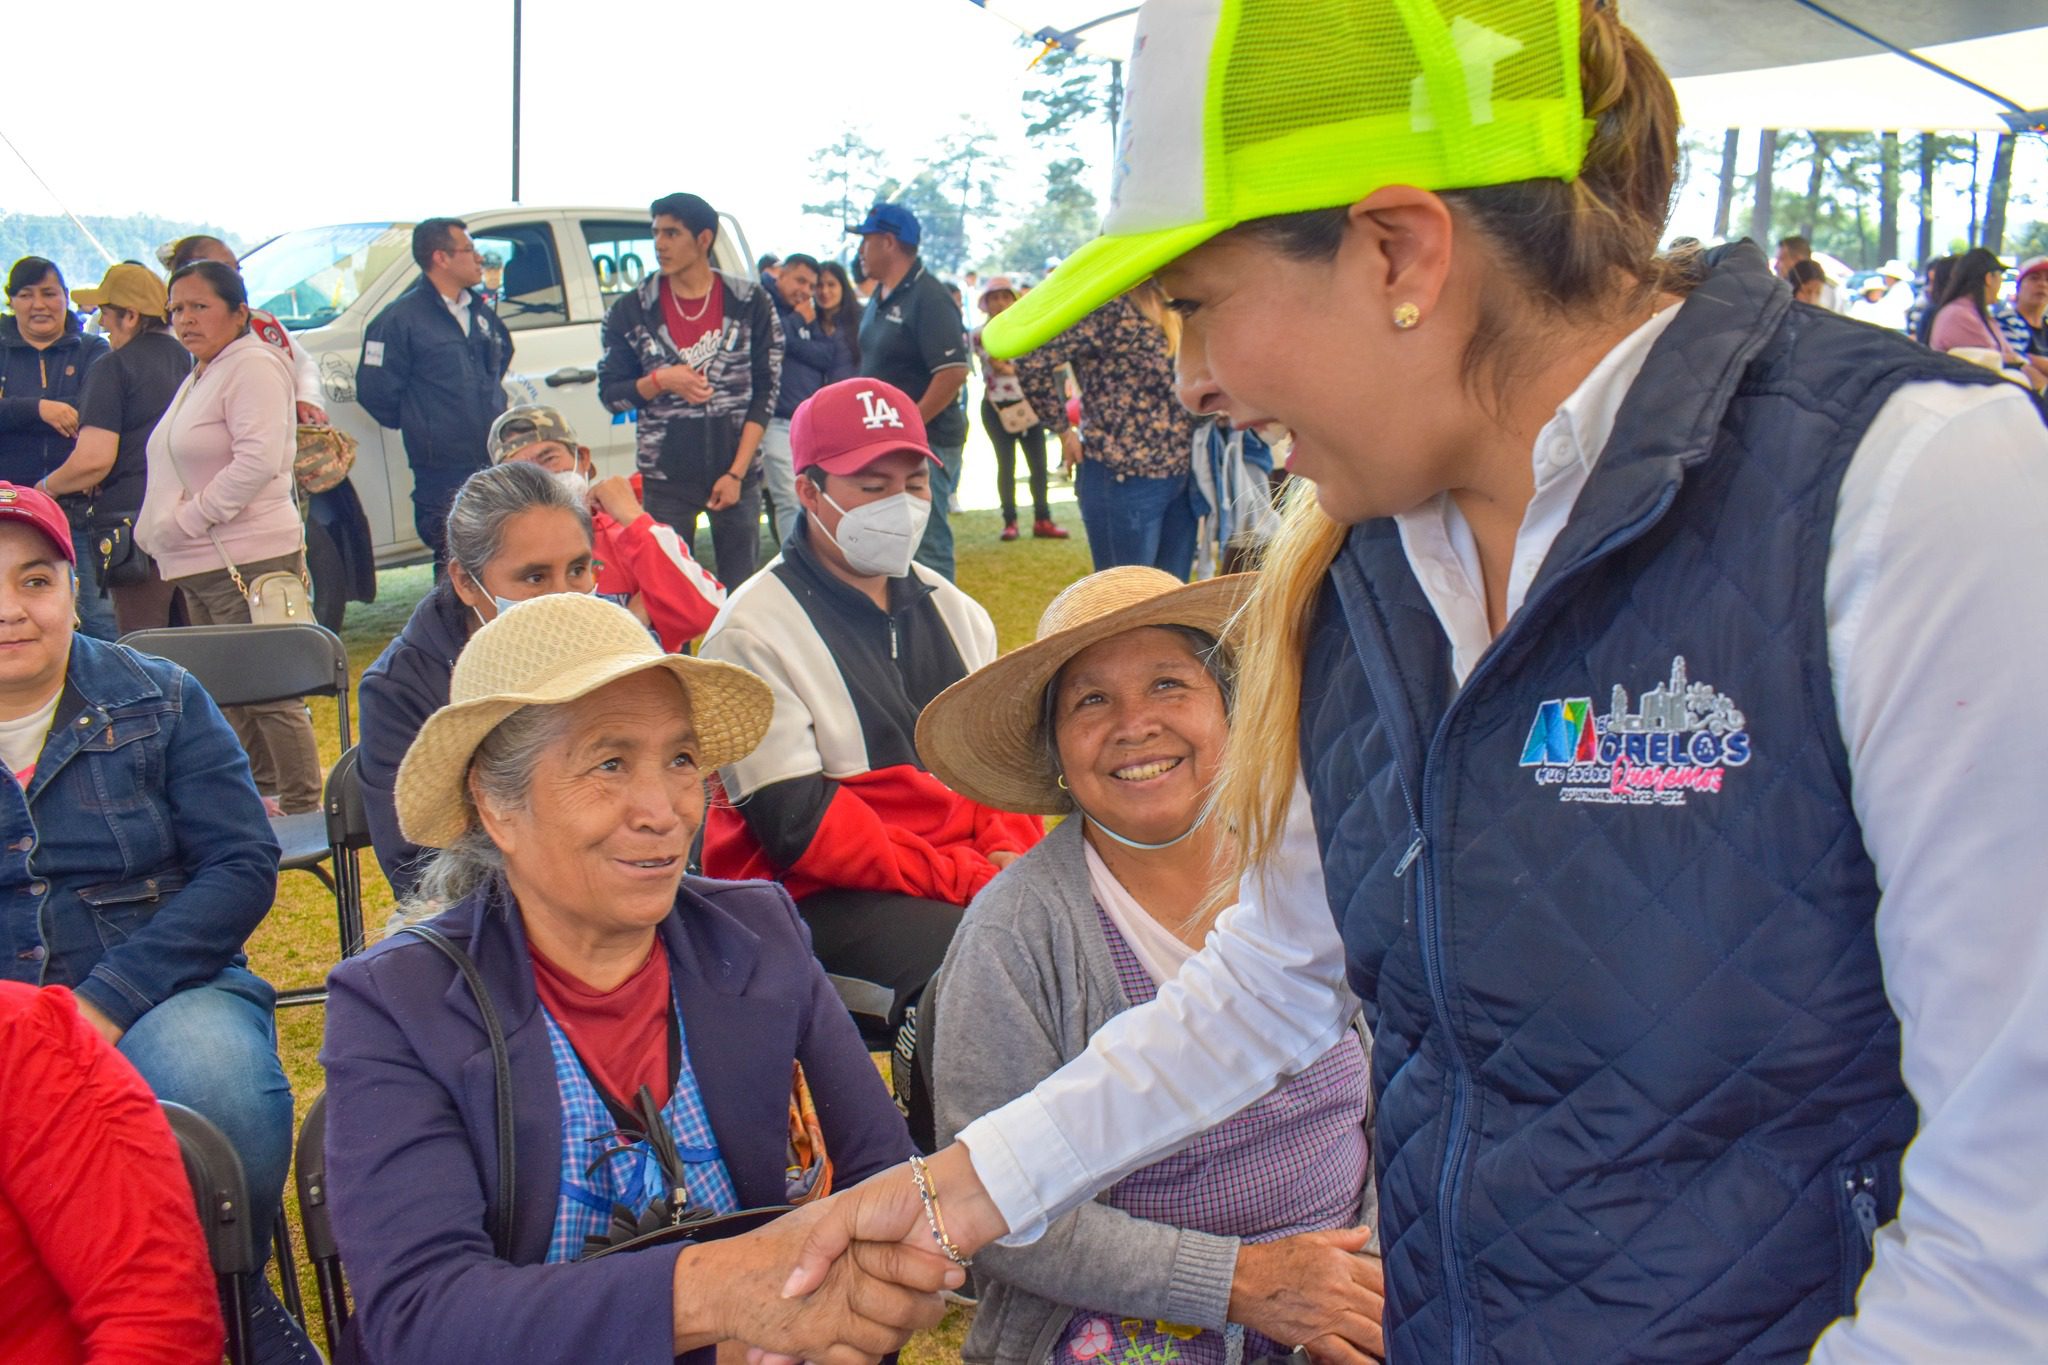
540, 990, 740, 1264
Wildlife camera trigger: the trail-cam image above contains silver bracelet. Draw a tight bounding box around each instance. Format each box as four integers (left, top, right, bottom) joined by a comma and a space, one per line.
906, 1152, 971, 1268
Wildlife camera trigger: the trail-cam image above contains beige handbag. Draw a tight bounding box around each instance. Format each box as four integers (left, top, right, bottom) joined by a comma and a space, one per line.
994, 397, 1042, 434
163, 382, 313, 625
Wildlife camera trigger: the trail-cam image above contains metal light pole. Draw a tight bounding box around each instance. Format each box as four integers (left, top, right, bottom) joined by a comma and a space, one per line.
511, 0, 523, 202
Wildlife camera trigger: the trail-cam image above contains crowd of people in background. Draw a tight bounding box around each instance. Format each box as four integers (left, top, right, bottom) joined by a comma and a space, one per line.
4, 0, 2048, 1351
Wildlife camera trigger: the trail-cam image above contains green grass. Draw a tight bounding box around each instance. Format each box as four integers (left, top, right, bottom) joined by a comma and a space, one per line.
250, 498, 1090, 1359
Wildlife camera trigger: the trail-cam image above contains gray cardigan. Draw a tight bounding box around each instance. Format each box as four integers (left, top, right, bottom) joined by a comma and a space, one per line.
929, 818, 1372, 1364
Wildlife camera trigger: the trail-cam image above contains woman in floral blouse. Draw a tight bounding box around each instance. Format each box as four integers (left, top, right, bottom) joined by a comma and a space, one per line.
1019, 284, 1200, 578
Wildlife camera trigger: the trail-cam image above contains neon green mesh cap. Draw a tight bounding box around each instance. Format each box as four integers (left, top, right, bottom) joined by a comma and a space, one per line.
984, 0, 1592, 358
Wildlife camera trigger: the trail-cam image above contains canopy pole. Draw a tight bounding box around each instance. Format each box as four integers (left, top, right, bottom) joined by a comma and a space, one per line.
511, 0, 523, 202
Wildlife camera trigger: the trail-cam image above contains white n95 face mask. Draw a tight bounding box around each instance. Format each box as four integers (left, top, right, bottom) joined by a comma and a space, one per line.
821, 491, 932, 578
550, 468, 591, 503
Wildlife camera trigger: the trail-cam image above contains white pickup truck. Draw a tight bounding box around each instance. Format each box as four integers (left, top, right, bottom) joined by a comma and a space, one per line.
236, 205, 756, 627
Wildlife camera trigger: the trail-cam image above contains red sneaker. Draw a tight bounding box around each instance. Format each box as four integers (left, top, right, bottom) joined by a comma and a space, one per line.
1032, 519, 1070, 540
1000, 523, 1020, 541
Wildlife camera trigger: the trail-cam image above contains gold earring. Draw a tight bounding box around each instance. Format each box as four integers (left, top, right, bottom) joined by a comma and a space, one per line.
1393, 302, 1421, 330
1055, 775, 1069, 791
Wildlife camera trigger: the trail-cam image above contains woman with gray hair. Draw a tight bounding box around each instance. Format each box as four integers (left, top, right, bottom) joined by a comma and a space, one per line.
321, 592, 952, 1362
358, 460, 599, 899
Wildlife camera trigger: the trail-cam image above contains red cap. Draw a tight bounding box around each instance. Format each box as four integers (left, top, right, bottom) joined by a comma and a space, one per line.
0, 483, 76, 565
790, 378, 940, 477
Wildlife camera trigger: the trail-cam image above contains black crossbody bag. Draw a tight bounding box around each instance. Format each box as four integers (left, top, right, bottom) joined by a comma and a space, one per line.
398, 923, 789, 1262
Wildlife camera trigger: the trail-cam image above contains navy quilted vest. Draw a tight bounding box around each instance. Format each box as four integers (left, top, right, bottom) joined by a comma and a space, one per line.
1301, 246, 2014, 1364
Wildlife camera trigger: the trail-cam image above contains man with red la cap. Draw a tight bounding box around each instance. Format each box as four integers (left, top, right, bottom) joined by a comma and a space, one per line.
699, 378, 1042, 1141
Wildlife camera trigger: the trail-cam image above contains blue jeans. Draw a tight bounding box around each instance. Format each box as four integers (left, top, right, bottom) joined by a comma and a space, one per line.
1076, 459, 1198, 579
758, 418, 801, 548
913, 442, 965, 581
70, 526, 119, 642
120, 967, 316, 1363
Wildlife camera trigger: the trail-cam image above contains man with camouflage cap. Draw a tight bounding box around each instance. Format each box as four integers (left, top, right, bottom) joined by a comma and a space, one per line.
487, 404, 725, 650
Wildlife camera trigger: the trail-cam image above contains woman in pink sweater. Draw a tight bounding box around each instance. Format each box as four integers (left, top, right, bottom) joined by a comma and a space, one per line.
137, 260, 320, 812
1926, 247, 2048, 391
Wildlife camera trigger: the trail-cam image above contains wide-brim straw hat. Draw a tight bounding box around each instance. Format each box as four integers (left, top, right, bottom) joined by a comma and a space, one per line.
395, 593, 772, 848
917, 567, 1256, 816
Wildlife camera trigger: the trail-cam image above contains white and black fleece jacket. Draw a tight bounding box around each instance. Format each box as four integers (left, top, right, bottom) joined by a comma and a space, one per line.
597, 269, 782, 501
697, 522, 1042, 904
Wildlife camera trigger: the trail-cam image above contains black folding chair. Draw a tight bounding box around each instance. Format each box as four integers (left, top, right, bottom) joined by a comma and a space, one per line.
828, 973, 897, 1052
119, 624, 353, 1006
322, 746, 372, 974
162, 1100, 258, 1365
295, 1092, 349, 1354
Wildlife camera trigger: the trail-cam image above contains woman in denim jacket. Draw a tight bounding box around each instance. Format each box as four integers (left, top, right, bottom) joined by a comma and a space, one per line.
0, 483, 312, 1362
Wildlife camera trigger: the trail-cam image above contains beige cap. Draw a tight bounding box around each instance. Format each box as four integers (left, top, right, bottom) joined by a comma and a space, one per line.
72, 263, 168, 319
395, 593, 772, 848
915, 567, 1255, 816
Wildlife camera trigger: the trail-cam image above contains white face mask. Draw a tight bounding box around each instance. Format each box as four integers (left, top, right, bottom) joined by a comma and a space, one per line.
549, 467, 591, 503
819, 490, 931, 578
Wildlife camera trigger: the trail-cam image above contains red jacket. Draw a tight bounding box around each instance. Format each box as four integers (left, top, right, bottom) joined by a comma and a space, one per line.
0, 983, 223, 1364
591, 475, 725, 651
705, 768, 1042, 904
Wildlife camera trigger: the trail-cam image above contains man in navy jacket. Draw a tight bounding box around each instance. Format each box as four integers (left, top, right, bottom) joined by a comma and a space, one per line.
358, 218, 514, 574
760, 253, 840, 544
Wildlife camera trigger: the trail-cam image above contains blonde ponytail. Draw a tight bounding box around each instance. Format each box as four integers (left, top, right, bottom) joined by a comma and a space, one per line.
1214, 479, 1348, 870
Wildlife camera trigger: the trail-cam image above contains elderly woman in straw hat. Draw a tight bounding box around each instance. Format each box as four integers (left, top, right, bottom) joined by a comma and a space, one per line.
319, 592, 958, 1364
918, 566, 1383, 1365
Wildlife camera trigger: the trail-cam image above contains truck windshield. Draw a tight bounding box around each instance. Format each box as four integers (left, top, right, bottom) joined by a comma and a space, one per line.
238, 223, 413, 331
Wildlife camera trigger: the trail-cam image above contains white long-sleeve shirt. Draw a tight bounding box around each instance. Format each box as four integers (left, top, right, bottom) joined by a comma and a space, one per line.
959, 308, 2048, 1362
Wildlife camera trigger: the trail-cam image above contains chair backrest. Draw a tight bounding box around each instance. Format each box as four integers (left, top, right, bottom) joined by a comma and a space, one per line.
120, 623, 348, 712
161, 1100, 261, 1278
827, 973, 896, 1050
325, 746, 372, 851
295, 1092, 338, 1261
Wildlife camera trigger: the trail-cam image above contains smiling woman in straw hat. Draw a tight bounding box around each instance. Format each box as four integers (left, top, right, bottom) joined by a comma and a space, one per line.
917, 566, 1382, 1364
777, 0, 2048, 1361
319, 591, 957, 1364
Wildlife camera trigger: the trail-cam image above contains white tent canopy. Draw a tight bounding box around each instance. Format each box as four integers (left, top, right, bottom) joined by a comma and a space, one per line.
970, 1, 2048, 132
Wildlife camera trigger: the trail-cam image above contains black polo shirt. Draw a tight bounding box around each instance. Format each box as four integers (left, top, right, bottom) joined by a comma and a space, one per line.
858, 260, 968, 447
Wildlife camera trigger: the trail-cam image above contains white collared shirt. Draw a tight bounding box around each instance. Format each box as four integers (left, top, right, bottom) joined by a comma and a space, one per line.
441, 287, 472, 337
959, 312, 2048, 1362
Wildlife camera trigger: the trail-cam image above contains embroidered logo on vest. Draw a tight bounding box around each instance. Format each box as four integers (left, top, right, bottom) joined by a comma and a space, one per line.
1520, 656, 1752, 805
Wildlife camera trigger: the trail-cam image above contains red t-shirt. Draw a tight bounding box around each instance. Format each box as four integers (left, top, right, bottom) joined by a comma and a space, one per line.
529, 940, 673, 1108
0, 983, 223, 1364
659, 278, 726, 372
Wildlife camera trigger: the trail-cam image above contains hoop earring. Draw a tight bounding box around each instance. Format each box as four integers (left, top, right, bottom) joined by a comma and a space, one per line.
1393, 302, 1421, 330
1055, 774, 1068, 791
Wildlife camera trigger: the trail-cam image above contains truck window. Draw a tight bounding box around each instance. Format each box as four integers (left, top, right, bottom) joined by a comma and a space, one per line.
471, 223, 568, 331
582, 221, 658, 309
239, 223, 411, 331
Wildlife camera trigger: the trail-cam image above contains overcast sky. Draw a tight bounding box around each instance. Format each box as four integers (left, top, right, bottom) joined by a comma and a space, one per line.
0, 0, 1096, 260
3, 0, 2040, 267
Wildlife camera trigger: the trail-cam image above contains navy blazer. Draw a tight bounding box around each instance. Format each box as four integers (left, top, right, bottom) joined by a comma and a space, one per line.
320, 874, 912, 1364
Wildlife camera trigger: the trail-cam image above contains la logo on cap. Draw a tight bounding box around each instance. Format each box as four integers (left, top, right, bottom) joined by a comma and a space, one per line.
855, 389, 903, 431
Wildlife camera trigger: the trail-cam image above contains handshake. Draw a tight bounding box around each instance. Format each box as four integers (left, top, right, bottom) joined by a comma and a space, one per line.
686, 1147, 995, 1364
695, 1144, 1385, 1365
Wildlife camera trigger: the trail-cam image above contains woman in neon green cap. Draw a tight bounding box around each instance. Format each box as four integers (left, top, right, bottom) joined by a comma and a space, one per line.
771, 2, 2048, 1361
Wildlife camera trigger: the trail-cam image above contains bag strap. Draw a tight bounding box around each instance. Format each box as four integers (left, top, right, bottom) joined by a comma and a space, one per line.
399, 922, 517, 1260
160, 356, 310, 598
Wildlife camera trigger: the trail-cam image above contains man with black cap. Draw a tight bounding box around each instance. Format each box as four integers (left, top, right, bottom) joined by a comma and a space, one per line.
598, 191, 783, 585
849, 203, 970, 580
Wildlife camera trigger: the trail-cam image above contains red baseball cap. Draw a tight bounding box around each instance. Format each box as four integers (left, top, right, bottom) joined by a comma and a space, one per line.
0, 483, 75, 565
790, 378, 940, 477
